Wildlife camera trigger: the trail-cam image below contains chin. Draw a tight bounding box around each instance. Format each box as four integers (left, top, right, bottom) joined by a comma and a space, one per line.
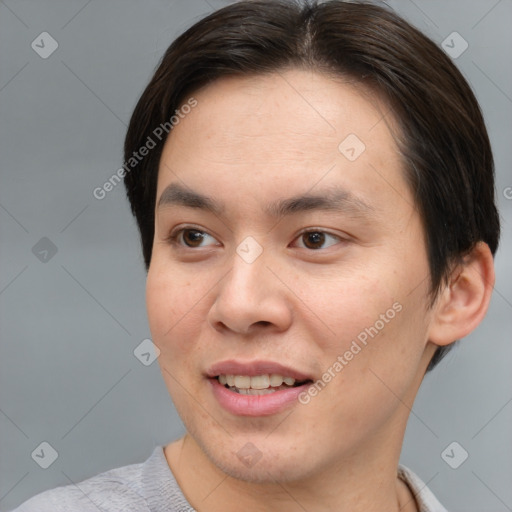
195, 431, 320, 484
211, 453, 313, 484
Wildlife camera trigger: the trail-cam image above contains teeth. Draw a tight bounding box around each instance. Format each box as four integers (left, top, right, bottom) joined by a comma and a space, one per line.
235, 387, 277, 395
227, 385, 282, 395
217, 374, 298, 390
246, 388, 276, 395
249, 375, 270, 389
234, 375, 251, 388
269, 374, 284, 387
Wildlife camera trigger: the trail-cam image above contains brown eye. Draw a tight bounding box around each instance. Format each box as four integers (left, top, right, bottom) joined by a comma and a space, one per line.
166, 226, 220, 249
295, 230, 341, 250
181, 229, 206, 247
302, 232, 325, 249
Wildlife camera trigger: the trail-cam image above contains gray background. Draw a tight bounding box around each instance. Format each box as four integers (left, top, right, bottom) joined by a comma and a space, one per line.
0, 0, 511, 510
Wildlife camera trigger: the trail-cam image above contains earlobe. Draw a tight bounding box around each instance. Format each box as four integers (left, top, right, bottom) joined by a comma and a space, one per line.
428, 242, 495, 346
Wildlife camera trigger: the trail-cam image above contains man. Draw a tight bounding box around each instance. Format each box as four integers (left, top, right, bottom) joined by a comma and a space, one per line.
13, 1, 500, 511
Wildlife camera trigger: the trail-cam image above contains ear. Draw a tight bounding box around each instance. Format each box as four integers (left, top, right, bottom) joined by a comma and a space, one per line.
428, 242, 495, 346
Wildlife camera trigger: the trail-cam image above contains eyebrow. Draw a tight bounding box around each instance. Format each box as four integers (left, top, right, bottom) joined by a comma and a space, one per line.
157, 182, 375, 219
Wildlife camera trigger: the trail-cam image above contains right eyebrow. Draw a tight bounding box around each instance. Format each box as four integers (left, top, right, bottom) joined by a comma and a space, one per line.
157, 183, 224, 215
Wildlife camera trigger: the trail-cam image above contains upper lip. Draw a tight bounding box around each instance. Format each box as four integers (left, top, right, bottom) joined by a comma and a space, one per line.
206, 360, 313, 382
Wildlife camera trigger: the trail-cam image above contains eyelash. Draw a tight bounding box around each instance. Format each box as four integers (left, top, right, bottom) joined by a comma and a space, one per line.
165, 226, 344, 251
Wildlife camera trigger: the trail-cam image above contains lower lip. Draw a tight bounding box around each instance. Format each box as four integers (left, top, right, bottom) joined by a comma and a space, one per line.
209, 378, 311, 416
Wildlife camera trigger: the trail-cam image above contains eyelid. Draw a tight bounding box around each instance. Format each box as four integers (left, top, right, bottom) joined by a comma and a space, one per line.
295, 228, 343, 239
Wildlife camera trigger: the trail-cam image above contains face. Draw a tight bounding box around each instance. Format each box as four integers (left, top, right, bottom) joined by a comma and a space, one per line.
146, 69, 437, 483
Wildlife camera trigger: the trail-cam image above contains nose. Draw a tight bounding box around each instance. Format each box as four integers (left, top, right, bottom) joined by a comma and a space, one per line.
207, 249, 293, 336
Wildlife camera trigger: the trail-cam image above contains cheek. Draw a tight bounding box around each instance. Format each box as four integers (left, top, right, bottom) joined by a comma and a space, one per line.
145, 264, 199, 356
146, 266, 207, 406
311, 263, 429, 378
303, 270, 399, 344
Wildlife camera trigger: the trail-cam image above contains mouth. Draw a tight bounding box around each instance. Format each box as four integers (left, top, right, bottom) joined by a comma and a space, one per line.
206, 361, 314, 416
215, 374, 311, 395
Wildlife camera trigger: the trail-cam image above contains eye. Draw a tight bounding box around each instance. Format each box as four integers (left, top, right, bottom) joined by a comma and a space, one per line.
167, 227, 343, 251
168, 227, 220, 248
293, 230, 342, 250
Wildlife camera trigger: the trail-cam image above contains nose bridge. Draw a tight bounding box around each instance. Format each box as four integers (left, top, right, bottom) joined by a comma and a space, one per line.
208, 237, 292, 333
225, 239, 270, 303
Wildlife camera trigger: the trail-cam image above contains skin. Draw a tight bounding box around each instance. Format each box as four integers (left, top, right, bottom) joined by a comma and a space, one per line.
145, 69, 495, 511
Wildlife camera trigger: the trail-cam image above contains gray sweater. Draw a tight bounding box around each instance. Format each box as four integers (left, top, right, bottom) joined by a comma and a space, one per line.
11, 446, 448, 511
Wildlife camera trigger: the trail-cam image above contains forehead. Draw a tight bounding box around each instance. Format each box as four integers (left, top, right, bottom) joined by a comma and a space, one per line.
157, 69, 410, 215
169, 70, 393, 152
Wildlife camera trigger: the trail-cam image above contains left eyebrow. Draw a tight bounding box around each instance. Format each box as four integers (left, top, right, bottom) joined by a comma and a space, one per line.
157, 182, 376, 219
264, 188, 376, 219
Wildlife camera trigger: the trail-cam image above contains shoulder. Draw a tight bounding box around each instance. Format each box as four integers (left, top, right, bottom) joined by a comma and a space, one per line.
398, 464, 449, 512
11, 457, 150, 512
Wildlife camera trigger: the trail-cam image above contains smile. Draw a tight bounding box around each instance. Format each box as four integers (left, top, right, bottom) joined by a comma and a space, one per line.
217, 374, 307, 395
207, 361, 314, 416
